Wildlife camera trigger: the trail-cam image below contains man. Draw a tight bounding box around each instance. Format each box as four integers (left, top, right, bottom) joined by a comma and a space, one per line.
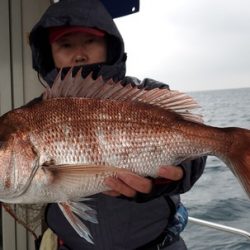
29, 0, 206, 249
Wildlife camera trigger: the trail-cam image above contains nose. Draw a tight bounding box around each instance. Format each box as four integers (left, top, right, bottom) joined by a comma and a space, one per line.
73, 49, 88, 65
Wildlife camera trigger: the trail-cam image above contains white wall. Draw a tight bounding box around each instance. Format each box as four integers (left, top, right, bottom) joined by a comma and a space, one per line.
0, 1, 50, 249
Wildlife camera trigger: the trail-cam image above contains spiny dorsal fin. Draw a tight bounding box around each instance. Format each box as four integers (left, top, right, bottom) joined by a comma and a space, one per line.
42, 68, 203, 123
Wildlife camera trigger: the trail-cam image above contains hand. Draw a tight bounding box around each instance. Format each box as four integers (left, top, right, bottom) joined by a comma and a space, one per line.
104, 165, 184, 198
104, 171, 152, 197
158, 165, 184, 181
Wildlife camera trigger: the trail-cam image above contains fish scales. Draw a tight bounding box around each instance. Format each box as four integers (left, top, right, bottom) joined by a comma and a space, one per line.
1, 98, 211, 203
25, 98, 192, 173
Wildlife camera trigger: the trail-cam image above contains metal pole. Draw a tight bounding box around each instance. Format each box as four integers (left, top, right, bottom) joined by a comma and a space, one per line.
188, 216, 250, 240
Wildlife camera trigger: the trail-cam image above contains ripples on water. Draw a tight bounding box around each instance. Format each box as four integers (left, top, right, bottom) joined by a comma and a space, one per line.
181, 88, 250, 250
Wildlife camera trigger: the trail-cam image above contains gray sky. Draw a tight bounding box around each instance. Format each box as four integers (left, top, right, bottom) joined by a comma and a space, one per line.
115, 0, 250, 91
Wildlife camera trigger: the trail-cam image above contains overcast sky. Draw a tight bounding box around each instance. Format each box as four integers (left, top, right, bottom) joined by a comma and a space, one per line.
115, 0, 250, 91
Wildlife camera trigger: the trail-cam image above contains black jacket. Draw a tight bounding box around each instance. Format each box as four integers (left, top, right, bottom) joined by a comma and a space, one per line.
29, 0, 206, 249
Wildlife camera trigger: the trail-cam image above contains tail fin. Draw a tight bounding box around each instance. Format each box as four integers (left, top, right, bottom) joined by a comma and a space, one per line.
224, 127, 250, 198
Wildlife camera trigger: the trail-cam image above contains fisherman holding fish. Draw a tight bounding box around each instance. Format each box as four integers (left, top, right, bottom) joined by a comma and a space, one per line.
26, 0, 207, 249
1, 0, 250, 247
0, 0, 209, 249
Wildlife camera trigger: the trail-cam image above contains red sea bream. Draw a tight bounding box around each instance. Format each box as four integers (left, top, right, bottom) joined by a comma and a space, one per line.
0, 69, 249, 243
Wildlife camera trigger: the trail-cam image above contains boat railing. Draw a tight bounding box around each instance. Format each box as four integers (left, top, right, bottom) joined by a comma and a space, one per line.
188, 216, 250, 240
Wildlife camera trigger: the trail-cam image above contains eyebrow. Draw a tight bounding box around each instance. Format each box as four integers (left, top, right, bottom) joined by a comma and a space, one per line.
56, 36, 72, 43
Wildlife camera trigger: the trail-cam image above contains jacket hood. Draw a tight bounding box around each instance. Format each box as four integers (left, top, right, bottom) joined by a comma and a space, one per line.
29, 0, 126, 85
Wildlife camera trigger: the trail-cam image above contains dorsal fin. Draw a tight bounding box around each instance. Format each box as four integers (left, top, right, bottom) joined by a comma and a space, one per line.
42, 68, 203, 123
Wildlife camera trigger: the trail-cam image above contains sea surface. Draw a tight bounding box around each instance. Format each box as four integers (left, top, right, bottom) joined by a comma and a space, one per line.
181, 88, 250, 250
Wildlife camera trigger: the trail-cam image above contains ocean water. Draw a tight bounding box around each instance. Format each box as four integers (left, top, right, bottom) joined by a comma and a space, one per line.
181, 88, 250, 250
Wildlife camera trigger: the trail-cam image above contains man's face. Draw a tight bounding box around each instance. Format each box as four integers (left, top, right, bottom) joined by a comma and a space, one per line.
51, 32, 107, 68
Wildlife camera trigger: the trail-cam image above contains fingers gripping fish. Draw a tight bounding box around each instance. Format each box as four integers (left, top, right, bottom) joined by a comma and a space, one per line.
0, 68, 249, 243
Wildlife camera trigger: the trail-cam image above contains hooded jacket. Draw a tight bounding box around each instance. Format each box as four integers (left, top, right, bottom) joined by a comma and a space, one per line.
29, 0, 126, 85
29, 1, 206, 249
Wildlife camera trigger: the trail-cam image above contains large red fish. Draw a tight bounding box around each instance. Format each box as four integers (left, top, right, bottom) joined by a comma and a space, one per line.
0, 69, 249, 242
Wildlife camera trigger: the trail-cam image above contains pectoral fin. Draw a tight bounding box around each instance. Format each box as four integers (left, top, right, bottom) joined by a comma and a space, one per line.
45, 164, 131, 185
